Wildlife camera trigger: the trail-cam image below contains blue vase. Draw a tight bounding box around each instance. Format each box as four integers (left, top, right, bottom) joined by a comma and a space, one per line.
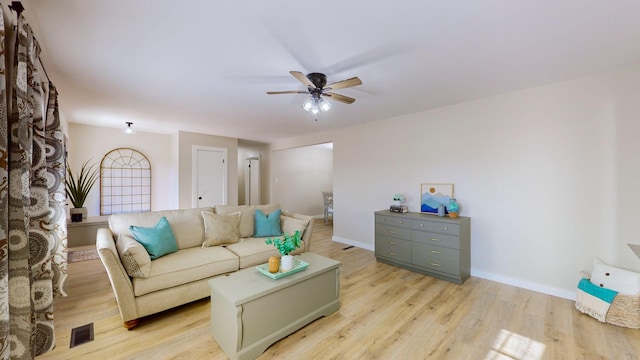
447, 198, 460, 217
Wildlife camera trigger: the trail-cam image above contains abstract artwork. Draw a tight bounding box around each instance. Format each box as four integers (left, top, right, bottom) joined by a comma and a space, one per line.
420, 183, 454, 214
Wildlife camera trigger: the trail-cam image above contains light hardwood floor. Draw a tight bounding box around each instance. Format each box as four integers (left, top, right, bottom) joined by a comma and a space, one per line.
40, 220, 640, 359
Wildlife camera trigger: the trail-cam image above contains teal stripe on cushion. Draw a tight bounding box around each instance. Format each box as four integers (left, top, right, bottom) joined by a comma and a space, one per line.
578, 278, 618, 304
129, 217, 179, 260
254, 209, 282, 237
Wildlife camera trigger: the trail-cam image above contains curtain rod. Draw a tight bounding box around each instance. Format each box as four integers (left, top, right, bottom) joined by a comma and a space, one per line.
8, 1, 51, 83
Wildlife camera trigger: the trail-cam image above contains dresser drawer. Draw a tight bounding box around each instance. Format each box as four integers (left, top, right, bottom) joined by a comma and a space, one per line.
412, 219, 434, 231
432, 222, 459, 236
376, 215, 412, 229
376, 224, 412, 241
376, 235, 411, 263
411, 243, 460, 276
412, 231, 460, 249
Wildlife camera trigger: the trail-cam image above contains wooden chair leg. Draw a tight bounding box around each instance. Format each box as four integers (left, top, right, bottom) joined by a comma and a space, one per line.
124, 319, 140, 330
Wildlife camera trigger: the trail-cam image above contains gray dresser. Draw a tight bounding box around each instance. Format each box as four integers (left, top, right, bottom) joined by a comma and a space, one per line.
375, 210, 470, 284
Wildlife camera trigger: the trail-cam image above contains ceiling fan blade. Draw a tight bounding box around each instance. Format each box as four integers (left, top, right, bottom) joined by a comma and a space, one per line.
290, 71, 315, 88
266, 90, 308, 95
325, 77, 362, 90
324, 92, 356, 104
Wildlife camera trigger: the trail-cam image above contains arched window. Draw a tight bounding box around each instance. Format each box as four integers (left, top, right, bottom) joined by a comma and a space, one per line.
100, 148, 151, 215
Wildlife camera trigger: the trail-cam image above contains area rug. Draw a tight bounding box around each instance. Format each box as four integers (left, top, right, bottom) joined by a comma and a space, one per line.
68, 249, 100, 263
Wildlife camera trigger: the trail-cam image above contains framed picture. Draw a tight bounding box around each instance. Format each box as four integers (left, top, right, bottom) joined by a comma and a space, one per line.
420, 183, 454, 214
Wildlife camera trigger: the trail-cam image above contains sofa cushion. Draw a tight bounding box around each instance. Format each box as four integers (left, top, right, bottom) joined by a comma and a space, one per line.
281, 215, 309, 236
129, 217, 179, 260
115, 234, 152, 278
225, 237, 305, 269
132, 246, 239, 296
215, 203, 280, 238
255, 209, 282, 237
110, 207, 212, 250
202, 211, 241, 246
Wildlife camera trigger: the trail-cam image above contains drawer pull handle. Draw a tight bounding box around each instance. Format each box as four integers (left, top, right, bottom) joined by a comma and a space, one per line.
443, 227, 448, 230
389, 231, 397, 234
431, 250, 440, 254
419, 223, 424, 227
380, 219, 385, 221
430, 238, 440, 242
398, 221, 403, 224
389, 252, 396, 256
429, 263, 441, 267
389, 241, 397, 245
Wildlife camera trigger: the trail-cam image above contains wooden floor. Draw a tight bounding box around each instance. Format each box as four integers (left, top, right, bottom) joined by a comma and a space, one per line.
40, 220, 640, 359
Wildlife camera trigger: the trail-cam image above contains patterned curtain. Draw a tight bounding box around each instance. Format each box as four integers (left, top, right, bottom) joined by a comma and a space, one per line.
0, 11, 68, 359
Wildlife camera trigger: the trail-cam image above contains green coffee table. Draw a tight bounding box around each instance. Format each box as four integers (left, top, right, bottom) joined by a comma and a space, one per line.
208, 252, 341, 360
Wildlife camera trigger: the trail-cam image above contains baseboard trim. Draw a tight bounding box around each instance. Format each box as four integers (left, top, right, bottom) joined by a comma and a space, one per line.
471, 269, 576, 300
331, 236, 374, 251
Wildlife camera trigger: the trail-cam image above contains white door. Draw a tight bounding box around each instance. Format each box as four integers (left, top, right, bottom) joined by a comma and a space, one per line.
192, 146, 227, 207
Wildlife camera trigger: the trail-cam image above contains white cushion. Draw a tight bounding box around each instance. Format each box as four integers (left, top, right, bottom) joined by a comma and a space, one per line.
590, 257, 640, 295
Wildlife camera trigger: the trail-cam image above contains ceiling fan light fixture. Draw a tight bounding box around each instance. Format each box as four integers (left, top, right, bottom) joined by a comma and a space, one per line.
302, 97, 314, 111
311, 104, 320, 115
319, 98, 331, 112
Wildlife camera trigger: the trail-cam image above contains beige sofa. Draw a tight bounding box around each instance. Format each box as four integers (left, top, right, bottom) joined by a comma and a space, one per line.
96, 204, 313, 329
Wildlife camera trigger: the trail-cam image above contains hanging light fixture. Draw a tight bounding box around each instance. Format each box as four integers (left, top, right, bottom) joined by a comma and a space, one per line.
301, 94, 330, 115
124, 121, 134, 134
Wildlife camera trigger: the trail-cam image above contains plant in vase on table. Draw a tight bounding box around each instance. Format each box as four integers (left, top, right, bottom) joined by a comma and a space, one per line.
65, 160, 100, 222
265, 230, 302, 272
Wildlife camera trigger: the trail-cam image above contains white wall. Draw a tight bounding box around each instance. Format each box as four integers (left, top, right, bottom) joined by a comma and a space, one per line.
67, 123, 176, 215
271, 143, 333, 216
272, 65, 640, 300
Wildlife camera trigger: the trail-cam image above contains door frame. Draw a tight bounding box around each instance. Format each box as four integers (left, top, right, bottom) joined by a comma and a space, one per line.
191, 145, 228, 208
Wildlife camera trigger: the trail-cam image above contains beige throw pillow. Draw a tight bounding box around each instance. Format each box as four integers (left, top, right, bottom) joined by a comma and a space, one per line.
202, 211, 241, 247
281, 215, 309, 236
115, 234, 152, 278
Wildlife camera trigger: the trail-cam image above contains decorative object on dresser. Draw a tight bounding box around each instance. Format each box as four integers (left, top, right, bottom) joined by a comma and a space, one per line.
420, 183, 454, 214
390, 205, 408, 213
375, 210, 470, 284
447, 198, 460, 218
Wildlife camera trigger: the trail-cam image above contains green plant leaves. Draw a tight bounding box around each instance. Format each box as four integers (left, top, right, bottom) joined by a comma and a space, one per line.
65, 160, 100, 208
265, 230, 302, 256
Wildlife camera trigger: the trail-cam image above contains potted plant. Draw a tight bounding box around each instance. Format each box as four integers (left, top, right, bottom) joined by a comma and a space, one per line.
265, 230, 302, 271
65, 160, 100, 222
393, 194, 405, 206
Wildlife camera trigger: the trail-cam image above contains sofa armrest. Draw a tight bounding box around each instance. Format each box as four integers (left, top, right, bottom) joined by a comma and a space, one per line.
96, 228, 139, 322
282, 211, 314, 253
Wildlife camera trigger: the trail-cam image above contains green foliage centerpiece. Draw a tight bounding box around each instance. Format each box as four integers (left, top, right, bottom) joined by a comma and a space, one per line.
265, 230, 302, 271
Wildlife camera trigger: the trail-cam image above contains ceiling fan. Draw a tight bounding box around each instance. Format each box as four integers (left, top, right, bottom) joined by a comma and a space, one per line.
267, 71, 362, 114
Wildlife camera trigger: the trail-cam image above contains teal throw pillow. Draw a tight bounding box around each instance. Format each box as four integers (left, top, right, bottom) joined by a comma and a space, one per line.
254, 209, 282, 237
129, 217, 179, 260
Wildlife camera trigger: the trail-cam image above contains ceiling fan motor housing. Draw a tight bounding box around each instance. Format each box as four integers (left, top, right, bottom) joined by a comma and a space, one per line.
306, 73, 327, 89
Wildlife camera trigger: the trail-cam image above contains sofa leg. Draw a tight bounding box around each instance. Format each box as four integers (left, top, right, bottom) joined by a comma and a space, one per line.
124, 319, 140, 330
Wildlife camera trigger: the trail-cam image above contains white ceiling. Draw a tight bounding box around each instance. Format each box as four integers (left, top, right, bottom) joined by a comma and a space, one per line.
18, 0, 640, 142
